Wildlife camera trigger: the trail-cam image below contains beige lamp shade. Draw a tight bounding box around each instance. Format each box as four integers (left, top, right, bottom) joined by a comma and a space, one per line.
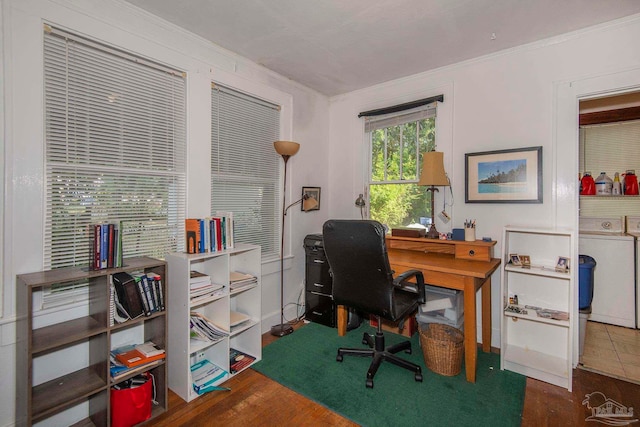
418, 151, 449, 186
302, 195, 319, 211
274, 140, 300, 156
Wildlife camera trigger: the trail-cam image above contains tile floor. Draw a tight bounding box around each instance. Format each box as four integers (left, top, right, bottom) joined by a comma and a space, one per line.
580, 320, 640, 384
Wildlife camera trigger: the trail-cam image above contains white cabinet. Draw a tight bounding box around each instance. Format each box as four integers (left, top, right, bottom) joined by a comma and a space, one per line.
500, 226, 576, 391
167, 244, 261, 402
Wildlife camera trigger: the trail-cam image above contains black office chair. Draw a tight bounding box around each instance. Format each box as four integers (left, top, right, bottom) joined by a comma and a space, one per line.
322, 219, 426, 388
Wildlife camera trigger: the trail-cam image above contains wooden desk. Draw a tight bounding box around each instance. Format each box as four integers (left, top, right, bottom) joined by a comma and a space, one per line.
336, 236, 500, 383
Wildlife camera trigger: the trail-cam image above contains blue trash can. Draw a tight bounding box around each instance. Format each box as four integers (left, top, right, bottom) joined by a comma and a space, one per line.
578, 255, 596, 310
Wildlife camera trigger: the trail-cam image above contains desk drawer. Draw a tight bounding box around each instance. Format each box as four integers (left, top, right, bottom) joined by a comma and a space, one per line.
387, 239, 455, 255
455, 244, 490, 262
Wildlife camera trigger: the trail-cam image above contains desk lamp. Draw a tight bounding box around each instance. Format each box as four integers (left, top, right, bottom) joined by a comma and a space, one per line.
271, 141, 318, 337
418, 151, 450, 239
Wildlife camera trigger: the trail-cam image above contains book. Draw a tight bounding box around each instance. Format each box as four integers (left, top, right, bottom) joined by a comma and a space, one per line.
185, 218, 201, 254
215, 211, 234, 249
190, 359, 227, 395
140, 274, 157, 313
115, 347, 165, 368
93, 224, 101, 270
112, 272, 144, 319
135, 341, 165, 357
190, 270, 211, 286
199, 218, 206, 253
107, 223, 115, 268
147, 271, 164, 311
134, 275, 152, 316
229, 348, 256, 374
211, 217, 222, 251
100, 223, 109, 269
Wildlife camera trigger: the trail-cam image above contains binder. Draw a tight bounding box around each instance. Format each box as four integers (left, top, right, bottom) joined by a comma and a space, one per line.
112, 272, 144, 319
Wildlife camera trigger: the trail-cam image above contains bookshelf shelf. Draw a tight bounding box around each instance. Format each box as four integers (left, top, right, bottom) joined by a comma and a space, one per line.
167, 244, 262, 402
16, 256, 168, 426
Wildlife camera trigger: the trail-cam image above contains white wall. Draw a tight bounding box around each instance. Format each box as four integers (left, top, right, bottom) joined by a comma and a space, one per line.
1, 0, 329, 424
327, 14, 640, 350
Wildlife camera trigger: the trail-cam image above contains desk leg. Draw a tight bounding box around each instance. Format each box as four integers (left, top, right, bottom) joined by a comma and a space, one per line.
337, 305, 347, 336
463, 280, 477, 383
481, 276, 492, 353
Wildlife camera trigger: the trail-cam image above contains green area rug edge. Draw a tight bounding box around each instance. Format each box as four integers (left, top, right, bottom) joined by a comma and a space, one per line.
252, 322, 525, 427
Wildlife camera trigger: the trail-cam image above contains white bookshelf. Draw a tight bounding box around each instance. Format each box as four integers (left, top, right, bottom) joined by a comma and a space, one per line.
167, 244, 262, 402
500, 226, 576, 391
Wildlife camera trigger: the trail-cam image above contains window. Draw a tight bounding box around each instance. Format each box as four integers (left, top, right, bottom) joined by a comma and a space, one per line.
43, 25, 186, 307
365, 102, 438, 229
211, 84, 280, 259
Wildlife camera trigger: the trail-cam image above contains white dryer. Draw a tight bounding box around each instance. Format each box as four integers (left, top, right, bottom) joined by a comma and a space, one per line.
625, 215, 640, 329
579, 217, 636, 328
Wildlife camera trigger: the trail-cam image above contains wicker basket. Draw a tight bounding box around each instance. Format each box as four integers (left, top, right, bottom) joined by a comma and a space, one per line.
419, 323, 464, 376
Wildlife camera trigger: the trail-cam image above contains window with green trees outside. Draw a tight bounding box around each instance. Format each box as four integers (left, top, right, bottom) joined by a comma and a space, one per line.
369, 117, 435, 230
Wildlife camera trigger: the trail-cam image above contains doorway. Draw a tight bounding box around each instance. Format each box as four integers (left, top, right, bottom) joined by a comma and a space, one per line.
577, 91, 640, 384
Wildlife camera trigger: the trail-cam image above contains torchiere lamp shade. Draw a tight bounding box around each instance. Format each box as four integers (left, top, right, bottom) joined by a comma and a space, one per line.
274, 140, 300, 157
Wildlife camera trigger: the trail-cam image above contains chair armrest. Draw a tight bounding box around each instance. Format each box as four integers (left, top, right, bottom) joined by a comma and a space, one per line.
393, 269, 426, 304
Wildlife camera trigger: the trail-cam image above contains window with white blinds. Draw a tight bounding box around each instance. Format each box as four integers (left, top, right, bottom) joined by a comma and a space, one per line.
43, 25, 186, 307
211, 84, 280, 259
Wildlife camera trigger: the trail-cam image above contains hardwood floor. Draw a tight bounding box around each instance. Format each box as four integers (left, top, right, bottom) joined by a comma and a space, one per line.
149, 322, 640, 426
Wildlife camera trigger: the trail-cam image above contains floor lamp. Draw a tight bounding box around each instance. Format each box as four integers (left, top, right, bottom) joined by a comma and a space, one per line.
271, 141, 319, 337
418, 151, 450, 239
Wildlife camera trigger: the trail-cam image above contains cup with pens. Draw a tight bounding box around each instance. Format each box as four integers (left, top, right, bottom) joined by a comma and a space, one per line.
464, 219, 476, 242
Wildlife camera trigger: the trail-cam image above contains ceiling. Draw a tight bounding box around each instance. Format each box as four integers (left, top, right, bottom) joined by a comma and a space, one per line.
125, 0, 640, 97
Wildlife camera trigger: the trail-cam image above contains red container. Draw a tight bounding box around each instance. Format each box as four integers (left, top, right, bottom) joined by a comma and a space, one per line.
624, 170, 639, 195
580, 173, 596, 195
111, 374, 152, 427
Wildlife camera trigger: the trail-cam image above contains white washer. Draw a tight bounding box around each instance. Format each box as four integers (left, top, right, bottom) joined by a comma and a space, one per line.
579, 217, 636, 328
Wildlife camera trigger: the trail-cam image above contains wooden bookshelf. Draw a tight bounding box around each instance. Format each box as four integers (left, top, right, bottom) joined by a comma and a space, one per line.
16, 256, 168, 426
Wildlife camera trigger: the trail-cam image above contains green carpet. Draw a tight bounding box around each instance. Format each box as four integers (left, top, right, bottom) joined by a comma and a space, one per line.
252, 322, 525, 427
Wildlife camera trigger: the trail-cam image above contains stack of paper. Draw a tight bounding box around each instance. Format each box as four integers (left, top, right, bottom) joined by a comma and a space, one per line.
229, 271, 257, 291
190, 270, 224, 302
190, 312, 228, 342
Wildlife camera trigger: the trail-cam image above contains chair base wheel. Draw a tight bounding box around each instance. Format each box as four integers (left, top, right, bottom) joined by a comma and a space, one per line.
336, 354, 343, 362
366, 379, 374, 388
415, 373, 423, 382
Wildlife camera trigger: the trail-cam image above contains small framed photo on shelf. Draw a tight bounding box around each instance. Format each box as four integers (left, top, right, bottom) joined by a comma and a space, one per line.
509, 254, 521, 266
555, 256, 570, 272
519, 255, 531, 268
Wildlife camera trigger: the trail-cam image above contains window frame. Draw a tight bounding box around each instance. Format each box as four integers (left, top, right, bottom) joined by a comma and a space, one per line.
365, 104, 438, 228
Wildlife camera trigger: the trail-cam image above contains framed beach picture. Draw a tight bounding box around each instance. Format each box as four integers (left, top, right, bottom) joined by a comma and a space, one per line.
465, 146, 542, 203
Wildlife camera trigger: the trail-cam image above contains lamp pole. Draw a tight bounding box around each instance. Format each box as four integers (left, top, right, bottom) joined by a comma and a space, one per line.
271, 152, 294, 337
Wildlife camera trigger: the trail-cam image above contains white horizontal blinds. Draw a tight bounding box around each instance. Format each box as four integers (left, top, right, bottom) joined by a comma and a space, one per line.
211, 84, 280, 259
364, 102, 437, 133
580, 120, 640, 178
44, 26, 186, 282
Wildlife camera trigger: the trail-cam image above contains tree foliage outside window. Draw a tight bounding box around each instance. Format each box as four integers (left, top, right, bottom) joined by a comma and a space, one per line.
369, 118, 435, 229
